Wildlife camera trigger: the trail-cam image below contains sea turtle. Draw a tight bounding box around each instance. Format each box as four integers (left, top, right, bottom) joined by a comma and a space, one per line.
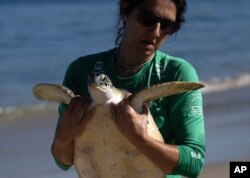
32, 73, 204, 178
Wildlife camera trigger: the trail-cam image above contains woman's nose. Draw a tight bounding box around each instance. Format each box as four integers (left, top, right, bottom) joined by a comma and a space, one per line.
149, 22, 161, 37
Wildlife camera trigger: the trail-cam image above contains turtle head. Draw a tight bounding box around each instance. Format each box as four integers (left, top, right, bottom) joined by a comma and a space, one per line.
88, 73, 114, 104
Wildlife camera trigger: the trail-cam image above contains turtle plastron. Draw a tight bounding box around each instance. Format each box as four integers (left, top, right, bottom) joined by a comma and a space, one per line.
74, 104, 165, 178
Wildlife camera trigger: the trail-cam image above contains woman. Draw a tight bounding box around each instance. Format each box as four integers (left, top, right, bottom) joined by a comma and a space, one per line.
51, 0, 205, 177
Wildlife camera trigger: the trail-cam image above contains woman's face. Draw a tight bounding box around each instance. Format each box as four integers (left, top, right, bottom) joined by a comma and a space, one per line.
122, 0, 177, 58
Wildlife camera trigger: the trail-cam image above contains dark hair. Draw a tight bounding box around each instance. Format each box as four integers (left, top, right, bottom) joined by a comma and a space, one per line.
115, 0, 187, 46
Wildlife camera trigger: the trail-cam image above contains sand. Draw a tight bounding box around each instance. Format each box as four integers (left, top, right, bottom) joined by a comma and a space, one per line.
200, 85, 250, 178
0, 107, 78, 178
1, 85, 250, 178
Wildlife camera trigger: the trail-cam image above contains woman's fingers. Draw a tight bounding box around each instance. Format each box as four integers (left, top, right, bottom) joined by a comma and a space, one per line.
84, 106, 96, 124
75, 98, 91, 121
141, 104, 149, 115
77, 106, 96, 136
110, 102, 117, 121
66, 96, 91, 122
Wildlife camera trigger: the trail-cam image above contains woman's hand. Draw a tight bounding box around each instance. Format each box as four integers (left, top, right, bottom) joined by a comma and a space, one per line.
110, 97, 179, 174
110, 96, 149, 145
51, 96, 95, 165
56, 96, 95, 144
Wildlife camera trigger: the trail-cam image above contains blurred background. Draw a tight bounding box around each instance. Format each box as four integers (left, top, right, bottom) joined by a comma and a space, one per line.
0, 0, 249, 177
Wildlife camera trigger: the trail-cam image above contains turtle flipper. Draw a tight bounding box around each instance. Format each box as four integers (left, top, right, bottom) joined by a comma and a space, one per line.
32, 83, 75, 104
131, 82, 204, 113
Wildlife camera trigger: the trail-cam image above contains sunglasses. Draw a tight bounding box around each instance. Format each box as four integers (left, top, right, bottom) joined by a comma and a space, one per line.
137, 8, 179, 35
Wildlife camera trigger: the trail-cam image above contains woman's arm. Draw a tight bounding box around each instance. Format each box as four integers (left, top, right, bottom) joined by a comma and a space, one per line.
51, 97, 94, 168
110, 94, 205, 177
110, 99, 179, 174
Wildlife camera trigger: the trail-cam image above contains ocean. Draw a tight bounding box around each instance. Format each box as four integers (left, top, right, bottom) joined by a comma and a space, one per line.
0, 0, 249, 108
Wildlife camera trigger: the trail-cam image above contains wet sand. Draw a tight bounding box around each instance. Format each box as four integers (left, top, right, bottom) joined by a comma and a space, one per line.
0, 85, 250, 178
202, 86, 250, 165
0, 107, 78, 178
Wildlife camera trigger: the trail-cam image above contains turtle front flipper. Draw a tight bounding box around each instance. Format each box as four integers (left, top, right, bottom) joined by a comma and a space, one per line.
130, 81, 204, 113
32, 83, 75, 104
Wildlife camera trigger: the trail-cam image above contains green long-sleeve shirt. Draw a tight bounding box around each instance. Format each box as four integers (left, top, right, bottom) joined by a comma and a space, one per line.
55, 48, 205, 178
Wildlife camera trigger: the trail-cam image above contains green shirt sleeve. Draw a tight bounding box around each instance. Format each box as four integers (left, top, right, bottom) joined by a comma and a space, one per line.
53, 157, 72, 171
168, 62, 205, 177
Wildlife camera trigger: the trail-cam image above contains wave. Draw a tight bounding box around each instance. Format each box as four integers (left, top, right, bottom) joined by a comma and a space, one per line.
0, 103, 58, 120
201, 73, 250, 93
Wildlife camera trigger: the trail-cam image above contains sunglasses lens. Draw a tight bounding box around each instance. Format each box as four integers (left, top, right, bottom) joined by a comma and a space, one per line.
137, 10, 158, 27
137, 9, 179, 35
160, 20, 178, 35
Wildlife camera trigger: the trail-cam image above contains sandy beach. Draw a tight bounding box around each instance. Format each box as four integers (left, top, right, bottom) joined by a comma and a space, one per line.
1, 85, 250, 178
